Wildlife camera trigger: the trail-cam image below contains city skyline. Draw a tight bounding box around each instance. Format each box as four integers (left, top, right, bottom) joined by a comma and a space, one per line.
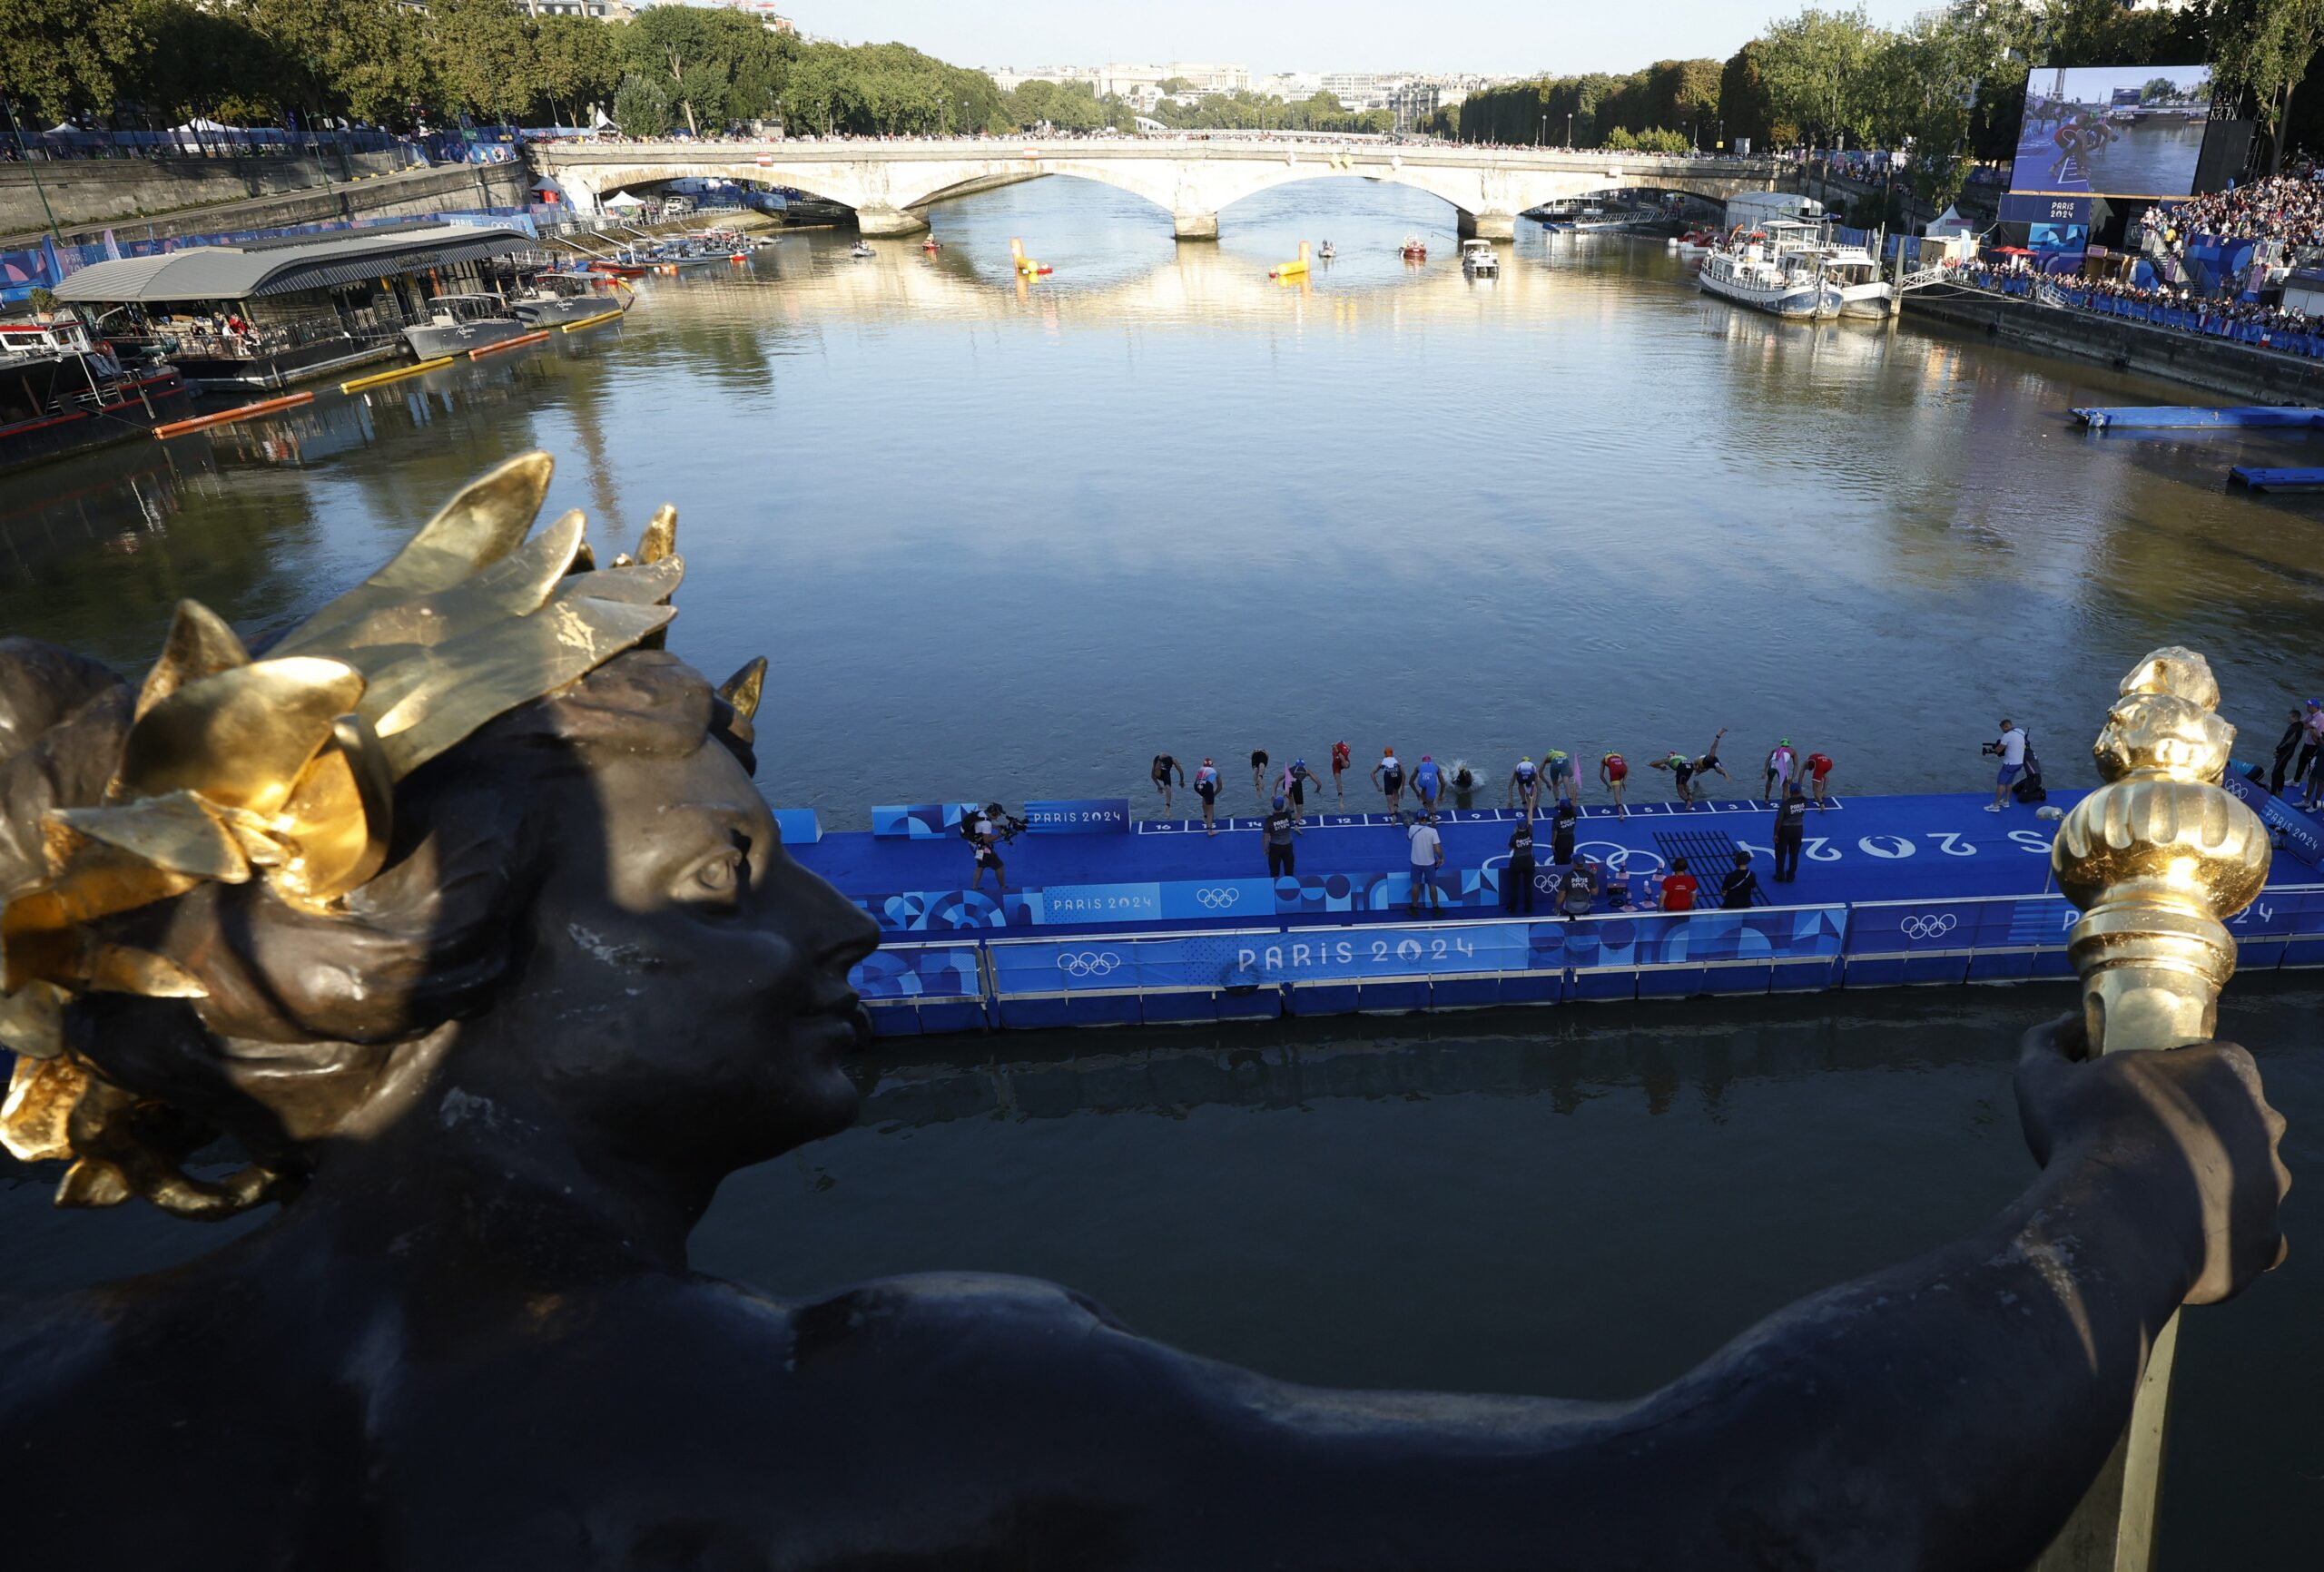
782, 0, 1938, 78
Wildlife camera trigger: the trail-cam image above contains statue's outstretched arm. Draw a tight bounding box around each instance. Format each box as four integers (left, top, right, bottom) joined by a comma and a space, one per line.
843, 1021, 2283, 1570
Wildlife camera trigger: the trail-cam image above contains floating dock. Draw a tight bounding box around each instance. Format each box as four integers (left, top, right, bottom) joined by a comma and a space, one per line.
2073, 405, 2322, 429
2229, 467, 2324, 493
787, 785, 2324, 1037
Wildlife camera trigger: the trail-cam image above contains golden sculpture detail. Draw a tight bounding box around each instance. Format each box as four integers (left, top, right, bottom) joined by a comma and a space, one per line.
2051, 646, 2271, 1053
0, 451, 770, 1204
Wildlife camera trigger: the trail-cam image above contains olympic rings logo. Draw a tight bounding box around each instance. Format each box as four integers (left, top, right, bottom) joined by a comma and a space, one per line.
1056, 952, 1125, 978
1196, 887, 1241, 909
1900, 914, 1958, 940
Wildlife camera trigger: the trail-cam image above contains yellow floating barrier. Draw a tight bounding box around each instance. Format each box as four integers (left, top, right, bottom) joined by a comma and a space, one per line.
562, 309, 626, 334
340, 356, 453, 394
1270, 241, 1313, 281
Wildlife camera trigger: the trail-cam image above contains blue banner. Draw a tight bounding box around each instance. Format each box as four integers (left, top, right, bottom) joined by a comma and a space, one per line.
1846, 895, 2074, 957
982, 908, 1847, 996
773, 808, 821, 846
1023, 798, 1130, 835
1999, 192, 2092, 225
854, 943, 982, 1002
872, 802, 967, 839
2222, 771, 2322, 869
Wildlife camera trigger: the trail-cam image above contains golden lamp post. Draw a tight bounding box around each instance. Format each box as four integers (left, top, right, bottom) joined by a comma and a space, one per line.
2038, 646, 2270, 1572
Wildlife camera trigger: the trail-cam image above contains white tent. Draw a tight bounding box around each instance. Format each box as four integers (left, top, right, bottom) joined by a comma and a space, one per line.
602, 191, 647, 209
1926, 205, 1975, 240
172, 118, 232, 133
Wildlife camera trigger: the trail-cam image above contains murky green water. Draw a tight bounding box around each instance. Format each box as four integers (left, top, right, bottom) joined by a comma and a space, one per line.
4, 177, 2319, 1558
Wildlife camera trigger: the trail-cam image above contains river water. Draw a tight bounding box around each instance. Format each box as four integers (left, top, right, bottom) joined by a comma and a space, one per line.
3, 177, 2320, 1557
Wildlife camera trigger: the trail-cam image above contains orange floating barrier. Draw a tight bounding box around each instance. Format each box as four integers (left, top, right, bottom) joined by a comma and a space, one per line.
468, 329, 553, 360
152, 390, 313, 440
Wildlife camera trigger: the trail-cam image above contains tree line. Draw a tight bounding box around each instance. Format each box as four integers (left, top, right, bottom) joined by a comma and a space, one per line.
1, 0, 1099, 141
1433, 0, 2324, 208
8, 0, 2320, 208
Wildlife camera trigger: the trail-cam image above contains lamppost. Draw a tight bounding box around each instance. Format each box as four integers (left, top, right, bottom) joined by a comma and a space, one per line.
1566, 113, 1573, 149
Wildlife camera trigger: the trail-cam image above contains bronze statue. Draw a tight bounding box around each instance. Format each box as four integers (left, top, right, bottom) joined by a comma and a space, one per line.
0, 457, 2289, 1569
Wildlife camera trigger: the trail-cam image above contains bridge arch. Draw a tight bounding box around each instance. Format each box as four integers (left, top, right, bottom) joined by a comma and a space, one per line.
536, 144, 1786, 241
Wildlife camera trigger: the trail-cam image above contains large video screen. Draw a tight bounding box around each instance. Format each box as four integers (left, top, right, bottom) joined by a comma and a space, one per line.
2011, 64, 2213, 198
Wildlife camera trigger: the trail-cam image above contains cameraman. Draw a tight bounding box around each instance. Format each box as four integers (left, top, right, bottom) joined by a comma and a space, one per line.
966, 801, 1019, 894
1984, 718, 2028, 813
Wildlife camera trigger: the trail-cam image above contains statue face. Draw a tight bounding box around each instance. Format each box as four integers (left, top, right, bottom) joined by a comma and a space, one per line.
467, 732, 881, 1174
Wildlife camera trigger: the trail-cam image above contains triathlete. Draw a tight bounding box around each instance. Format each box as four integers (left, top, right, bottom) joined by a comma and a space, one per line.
1543, 747, 1577, 805
1413, 753, 1445, 815
1599, 751, 1630, 817
1372, 746, 1406, 814
1508, 754, 1542, 817
1649, 727, 1729, 806
1193, 756, 1223, 836
1330, 740, 1354, 805
1450, 760, 1477, 804
1249, 749, 1270, 806
1277, 756, 1322, 832
1763, 739, 1797, 803
1150, 752, 1185, 816
1804, 748, 1836, 809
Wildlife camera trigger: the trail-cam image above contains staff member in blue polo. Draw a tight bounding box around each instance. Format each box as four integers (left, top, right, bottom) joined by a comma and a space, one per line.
1406, 811, 1445, 914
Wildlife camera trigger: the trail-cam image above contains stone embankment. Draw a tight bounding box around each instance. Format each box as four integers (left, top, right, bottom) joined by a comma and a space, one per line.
1905, 285, 2324, 404
1, 158, 531, 249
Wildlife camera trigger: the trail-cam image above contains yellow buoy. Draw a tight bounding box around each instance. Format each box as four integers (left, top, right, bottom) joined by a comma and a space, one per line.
1270, 241, 1312, 281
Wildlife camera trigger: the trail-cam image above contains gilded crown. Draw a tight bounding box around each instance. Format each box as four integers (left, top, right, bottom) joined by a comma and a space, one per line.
0, 453, 764, 1174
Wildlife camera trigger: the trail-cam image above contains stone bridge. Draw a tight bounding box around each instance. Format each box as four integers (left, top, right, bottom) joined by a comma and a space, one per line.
532, 138, 1789, 240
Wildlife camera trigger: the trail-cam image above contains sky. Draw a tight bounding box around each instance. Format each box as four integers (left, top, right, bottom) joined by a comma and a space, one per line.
782, 0, 1939, 78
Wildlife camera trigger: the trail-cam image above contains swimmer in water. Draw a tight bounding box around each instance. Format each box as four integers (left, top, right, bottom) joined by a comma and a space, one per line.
1249, 749, 1270, 806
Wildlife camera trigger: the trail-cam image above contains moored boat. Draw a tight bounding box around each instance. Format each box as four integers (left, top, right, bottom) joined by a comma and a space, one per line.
400, 294, 529, 359
0, 318, 192, 474
1697, 228, 1843, 319
1460, 239, 1500, 277
1401, 234, 1428, 260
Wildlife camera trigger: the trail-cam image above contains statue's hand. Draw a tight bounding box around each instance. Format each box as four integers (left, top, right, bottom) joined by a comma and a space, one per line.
2015, 1015, 2290, 1305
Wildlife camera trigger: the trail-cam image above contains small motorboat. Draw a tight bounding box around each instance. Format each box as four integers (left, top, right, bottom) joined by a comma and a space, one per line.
1460, 239, 1499, 277
1671, 228, 1720, 261
849, 240, 875, 260
922, 237, 943, 252
1401, 234, 1427, 260
1318, 241, 1336, 261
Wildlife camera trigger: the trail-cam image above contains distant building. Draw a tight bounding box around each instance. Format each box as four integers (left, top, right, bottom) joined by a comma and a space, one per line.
702, 0, 793, 31
517, 0, 634, 16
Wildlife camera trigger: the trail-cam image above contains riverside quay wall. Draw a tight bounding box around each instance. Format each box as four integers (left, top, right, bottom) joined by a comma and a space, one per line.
0, 158, 531, 248
1905, 286, 2324, 405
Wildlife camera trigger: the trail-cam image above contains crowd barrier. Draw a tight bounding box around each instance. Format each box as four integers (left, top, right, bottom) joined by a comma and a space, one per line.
851, 886, 2324, 1037
1955, 268, 2324, 360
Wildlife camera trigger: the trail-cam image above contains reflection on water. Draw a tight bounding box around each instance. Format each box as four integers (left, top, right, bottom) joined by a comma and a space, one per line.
5, 176, 2320, 824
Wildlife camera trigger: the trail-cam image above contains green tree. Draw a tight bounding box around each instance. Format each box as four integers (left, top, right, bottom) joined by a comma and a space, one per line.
535, 14, 620, 128
1718, 43, 1780, 149
427, 0, 538, 125
2211, 0, 2324, 172
241, 0, 431, 127
1758, 5, 1884, 148
611, 72, 670, 139
0, 0, 146, 123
